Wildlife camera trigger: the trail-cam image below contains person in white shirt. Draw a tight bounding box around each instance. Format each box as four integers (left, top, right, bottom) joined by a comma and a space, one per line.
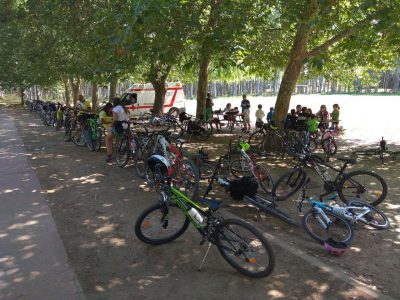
105, 97, 129, 162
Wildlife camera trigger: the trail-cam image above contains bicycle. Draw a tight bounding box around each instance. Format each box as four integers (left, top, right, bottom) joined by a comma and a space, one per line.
352, 137, 400, 164
229, 142, 274, 194
135, 163, 275, 278
271, 146, 388, 206
145, 132, 200, 200
296, 178, 355, 245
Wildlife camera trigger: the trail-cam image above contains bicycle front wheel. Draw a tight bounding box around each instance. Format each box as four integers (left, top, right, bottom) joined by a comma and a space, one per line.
347, 200, 390, 229
337, 170, 387, 206
262, 132, 285, 158
303, 210, 354, 244
271, 167, 306, 201
322, 138, 337, 155
135, 202, 190, 245
216, 218, 275, 278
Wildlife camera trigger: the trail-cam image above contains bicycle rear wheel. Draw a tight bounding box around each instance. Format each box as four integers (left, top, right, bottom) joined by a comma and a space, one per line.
172, 159, 200, 200
262, 132, 285, 158
303, 210, 354, 244
134, 145, 147, 179
135, 202, 190, 245
248, 130, 265, 149
347, 200, 390, 229
271, 167, 306, 201
337, 170, 387, 206
322, 138, 337, 155
254, 165, 273, 194
216, 218, 275, 278
92, 127, 102, 152
230, 157, 252, 178
114, 135, 129, 168
71, 127, 86, 147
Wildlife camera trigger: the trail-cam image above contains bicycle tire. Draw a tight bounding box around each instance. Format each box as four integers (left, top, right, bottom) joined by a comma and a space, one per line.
114, 135, 129, 168
134, 145, 147, 179
230, 158, 252, 178
347, 200, 390, 229
262, 131, 285, 158
303, 210, 354, 244
271, 167, 306, 201
172, 159, 200, 200
84, 129, 95, 151
71, 127, 86, 147
254, 165, 273, 194
215, 218, 275, 278
337, 170, 387, 206
198, 160, 216, 180
248, 130, 265, 149
135, 202, 190, 245
92, 127, 102, 152
168, 123, 184, 141
308, 138, 318, 151
322, 138, 337, 155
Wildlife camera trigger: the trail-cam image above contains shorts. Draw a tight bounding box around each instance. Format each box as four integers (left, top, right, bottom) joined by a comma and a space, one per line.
243, 111, 250, 124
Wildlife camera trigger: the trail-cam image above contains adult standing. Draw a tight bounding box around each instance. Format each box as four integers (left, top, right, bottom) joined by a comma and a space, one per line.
241, 95, 250, 113
105, 97, 129, 163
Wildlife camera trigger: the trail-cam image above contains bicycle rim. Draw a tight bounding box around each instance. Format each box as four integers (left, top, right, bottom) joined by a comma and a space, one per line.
248, 131, 264, 149
347, 200, 390, 229
338, 171, 387, 206
272, 168, 305, 201
135, 202, 190, 245
303, 210, 354, 244
114, 136, 129, 168
216, 218, 275, 278
230, 158, 252, 178
173, 159, 199, 200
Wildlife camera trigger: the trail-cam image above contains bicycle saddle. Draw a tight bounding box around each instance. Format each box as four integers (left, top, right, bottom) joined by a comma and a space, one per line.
199, 197, 223, 211
337, 157, 357, 165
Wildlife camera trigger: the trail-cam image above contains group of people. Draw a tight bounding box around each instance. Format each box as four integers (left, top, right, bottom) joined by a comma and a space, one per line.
285, 104, 340, 134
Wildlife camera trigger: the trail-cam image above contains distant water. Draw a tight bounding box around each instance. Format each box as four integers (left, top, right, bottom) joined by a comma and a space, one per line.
183, 94, 400, 146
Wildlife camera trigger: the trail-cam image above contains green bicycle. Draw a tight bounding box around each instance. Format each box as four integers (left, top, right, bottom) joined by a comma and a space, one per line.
135, 155, 275, 278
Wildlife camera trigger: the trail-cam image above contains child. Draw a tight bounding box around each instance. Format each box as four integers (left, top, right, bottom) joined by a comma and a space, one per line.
266, 107, 274, 124
316, 104, 329, 132
307, 114, 319, 134
331, 104, 340, 129
56, 103, 63, 130
255, 104, 265, 128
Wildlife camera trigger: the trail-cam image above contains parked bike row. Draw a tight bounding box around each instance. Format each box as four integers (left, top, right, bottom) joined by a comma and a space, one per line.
26, 99, 391, 279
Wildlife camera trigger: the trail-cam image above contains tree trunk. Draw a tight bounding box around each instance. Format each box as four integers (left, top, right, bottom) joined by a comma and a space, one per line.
70, 78, 80, 107
20, 88, 24, 106
151, 79, 167, 114
109, 78, 118, 102
393, 67, 400, 93
196, 53, 210, 120
273, 26, 309, 127
64, 79, 71, 106
91, 82, 98, 112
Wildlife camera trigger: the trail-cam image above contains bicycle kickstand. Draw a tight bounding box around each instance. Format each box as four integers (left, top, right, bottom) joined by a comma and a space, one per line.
198, 242, 212, 272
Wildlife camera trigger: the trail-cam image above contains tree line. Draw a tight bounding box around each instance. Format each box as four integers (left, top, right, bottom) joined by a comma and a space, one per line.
1, 0, 399, 126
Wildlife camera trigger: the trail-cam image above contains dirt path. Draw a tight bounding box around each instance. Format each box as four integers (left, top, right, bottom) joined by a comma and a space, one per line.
7, 105, 400, 299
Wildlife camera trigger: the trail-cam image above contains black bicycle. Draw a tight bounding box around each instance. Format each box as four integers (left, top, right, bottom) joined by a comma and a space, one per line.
352, 137, 400, 164
271, 147, 387, 206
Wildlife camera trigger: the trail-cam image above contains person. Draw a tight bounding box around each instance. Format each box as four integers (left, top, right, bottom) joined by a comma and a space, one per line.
205, 93, 214, 123
266, 107, 274, 124
316, 104, 329, 131
296, 107, 309, 131
205, 92, 213, 108
285, 109, 297, 130
76, 94, 91, 115
242, 106, 251, 132
307, 114, 319, 134
223, 103, 236, 129
331, 104, 340, 129
295, 104, 302, 115
105, 97, 129, 163
99, 103, 113, 132
255, 104, 265, 128
240, 95, 250, 113
55, 103, 63, 130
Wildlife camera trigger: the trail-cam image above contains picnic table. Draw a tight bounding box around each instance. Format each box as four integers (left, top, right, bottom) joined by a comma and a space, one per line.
212, 110, 243, 132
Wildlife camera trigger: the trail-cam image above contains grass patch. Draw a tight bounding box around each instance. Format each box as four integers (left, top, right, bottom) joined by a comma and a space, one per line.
0, 94, 22, 106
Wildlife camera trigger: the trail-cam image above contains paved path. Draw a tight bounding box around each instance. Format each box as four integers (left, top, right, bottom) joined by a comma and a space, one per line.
0, 108, 84, 300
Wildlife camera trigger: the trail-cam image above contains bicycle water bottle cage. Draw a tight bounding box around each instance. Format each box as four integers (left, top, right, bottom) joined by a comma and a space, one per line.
239, 142, 251, 152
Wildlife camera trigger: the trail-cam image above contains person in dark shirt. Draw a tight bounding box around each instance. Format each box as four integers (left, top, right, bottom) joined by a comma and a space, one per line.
296, 107, 309, 131
240, 95, 250, 113
285, 109, 297, 130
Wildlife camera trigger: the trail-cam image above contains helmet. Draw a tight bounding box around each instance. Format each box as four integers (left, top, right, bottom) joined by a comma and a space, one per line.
323, 238, 348, 256
147, 155, 169, 177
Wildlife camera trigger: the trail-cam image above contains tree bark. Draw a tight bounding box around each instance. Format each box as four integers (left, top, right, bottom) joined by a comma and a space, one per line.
151, 79, 167, 114
70, 78, 80, 107
109, 78, 118, 102
196, 53, 210, 120
91, 82, 98, 112
20, 88, 24, 106
393, 67, 400, 93
273, 25, 310, 127
64, 79, 71, 106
